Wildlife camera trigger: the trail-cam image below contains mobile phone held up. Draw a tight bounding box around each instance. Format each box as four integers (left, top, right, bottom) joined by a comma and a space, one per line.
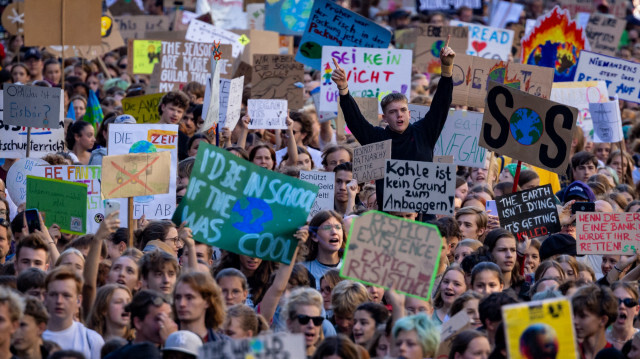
571, 202, 595, 214
24, 209, 40, 233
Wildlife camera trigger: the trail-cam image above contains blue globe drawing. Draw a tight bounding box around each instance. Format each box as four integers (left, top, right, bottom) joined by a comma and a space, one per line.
509, 108, 543, 146
281, 0, 312, 32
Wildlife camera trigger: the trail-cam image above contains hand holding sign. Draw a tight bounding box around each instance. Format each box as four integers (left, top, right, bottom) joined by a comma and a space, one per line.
331, 58, 348, 92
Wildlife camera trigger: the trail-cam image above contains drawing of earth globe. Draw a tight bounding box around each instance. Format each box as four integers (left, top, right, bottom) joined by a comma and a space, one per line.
129, 140, 157, 203
509, 108, 543, 146
281, 0, 312, 32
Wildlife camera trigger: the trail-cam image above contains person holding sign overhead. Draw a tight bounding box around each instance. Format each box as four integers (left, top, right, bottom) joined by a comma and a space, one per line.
331, 36, 455, 212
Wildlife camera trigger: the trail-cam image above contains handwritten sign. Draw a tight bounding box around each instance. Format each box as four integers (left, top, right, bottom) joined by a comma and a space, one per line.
108, 124, 178, 220
480, 82, 578, 174
3, 85, 63, 129
341, 211, 442, 300
147, 40, 212, 92
185, 19, 244, 57
101, 152, 171, 199
395, 25, 468, 71
575, 51, 640, 105
300, 171, 334, 220
247, 99, 288, 129
113, 15, 171, 42
496, 184, 561, 241
383, 160, 455, 215
5, 158, 47, 206
353, 140, 391, 183
251, 54, 304, 111
221, 76, 244, 131
296, 0, 391, 69
26, 176, 87, 235
450, 21, 514, 61
436, 311, 474, 359
589, 100, 623, 143
337, 97, 378, 136
199, 333, 305, 359
576, 212, 640, 255
585, 13, 626, 57
418, 0, 481, 11
0, 121, 65, 159
503, 298, 578, 359
451, 54, 555, 108
265, 0, 312, 35
410, 105, 487, 169
320, 46, 411, 113
550, 81, 609, 139
172, 143, 318, 264
122, 93, 165, 123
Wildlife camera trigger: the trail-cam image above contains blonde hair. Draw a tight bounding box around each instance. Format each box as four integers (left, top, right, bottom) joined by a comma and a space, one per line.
225, 304, 268, 336
330, 280, 370, 318
0, 286, 24, 322
55, 248, 85, 267
86, 284, 133, 339
284, 287, 323, 323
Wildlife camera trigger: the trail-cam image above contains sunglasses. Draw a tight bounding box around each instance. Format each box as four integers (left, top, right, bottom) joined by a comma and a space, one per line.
619, 298, 638, 308
296, 314, 324, 326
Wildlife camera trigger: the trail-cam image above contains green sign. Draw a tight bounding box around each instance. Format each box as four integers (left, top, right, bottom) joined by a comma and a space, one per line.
172, 143, 319, 264
26, 176, 88, 235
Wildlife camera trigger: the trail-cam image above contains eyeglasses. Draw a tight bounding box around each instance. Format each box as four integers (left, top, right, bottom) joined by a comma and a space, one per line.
318, 224, 342, 231
167, 236, 184, 248
296, 314, 324, 326
222, 289, 243, 298
0, 219, 8, 229
618, 298, 638, 308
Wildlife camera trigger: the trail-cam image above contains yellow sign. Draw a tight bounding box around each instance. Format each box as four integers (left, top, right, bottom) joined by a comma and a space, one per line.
132, 40, 162, 74
238, 34, 250, 45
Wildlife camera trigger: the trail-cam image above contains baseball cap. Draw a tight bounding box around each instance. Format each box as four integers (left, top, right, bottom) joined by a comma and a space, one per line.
163, 331, 203, 356
562, 181, 596, 203
24, 48, 42, 61
114, 114, 137, 124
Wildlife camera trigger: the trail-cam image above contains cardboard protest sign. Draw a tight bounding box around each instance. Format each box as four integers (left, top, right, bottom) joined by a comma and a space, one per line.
234, 30, 280, 66
251, 54, 304, 111
436, 311, 474, 359
47, 11, 125, 59
337, 97, 379, 136
5, 158, 47, 206
101, 152, 171, 199
503, 298, 578, 359
26, 176, 87, 235
114, 15, 171, 42
521, 6, 589, 82
418, 0, 480, 11
146, 41, 212, 92
199, 332, 305, 359
585, 13, 626, 56
24, 0, 100, 46
383, 160, 456, 215
320, 46, 411, 113
300, 171, 334, 220
3, 85, 63, 129
341, 211, 442, 300
247, 99, 288, 130
222, 76, 244, 131
172, 9, 198, 32
451, 54, 555, 108
353, 140, 391, 183
489, 1, 523, 29
394, 25, 467, 72
589, 100, 623, 143
550, 81, 609, 139
496, 184, 561, 241
410, 105, 488, 168
450, 21, 513, 61
264, 0, 312, 35
559, 0, 626, 18
247, 3, 265, 31
185, 19, 244, 58
108, 124, 178, 220
575, 51, 640, 105
2, 2, 25, 36
511, 24, 525, 60
576, 212, 640, 255
479, 82, 578, 174
173, 143, 318, 264
122, 93, 165, 124
296, 0, 391, 69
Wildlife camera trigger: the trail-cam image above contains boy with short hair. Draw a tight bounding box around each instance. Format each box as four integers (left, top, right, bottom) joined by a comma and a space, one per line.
572, 284, 618, 359
139, 250, 180, 297
14, 233, 50, 275
454, 207, 488, 240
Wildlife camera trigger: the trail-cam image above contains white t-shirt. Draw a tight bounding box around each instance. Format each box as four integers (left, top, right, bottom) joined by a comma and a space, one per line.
43, 321, 104, 359
302, 259, 343, 290
276, 147, 324, 170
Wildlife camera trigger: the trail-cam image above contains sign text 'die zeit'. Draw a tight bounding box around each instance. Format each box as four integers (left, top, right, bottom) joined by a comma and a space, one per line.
576, 212, 640, 255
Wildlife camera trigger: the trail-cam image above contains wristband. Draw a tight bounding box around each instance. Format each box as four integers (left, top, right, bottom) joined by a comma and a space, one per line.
441, 63, 453, 77
338, 86, 348, 91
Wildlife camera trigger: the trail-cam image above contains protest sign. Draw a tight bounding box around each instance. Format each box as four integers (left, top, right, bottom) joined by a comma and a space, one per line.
436, 311, 474, 359
550, 81, 609, 139
131, 39, 162, 74
521, 6, 588, 82
418, 0, 481, 11
336, 97, 378, 137
108, 0, 144, 15
200, 60, 222, 136
451, 54, 554, 108
24, 0, 100, 46
247, 3, 265, 31
122, 93, 165, 123
38, 165, 103, 234
264, 0, 312, 35
585, 13, 626, 56
450, 21, 513, 61
146, 40, 212, 92
251, 54, 304, 111
5, 158, 47, 206
114, 15, 171, 42
496, 184, 561, 241
2, 2, 25, 36
172, 9, 198, 32
409, 105, 488, 169
490, 1, 523, 28
101, 152, 171, 199
222, 76, 244, 131
559, 0, 626, 18
575, 51, 640, 105
395, 25, 468, 72
503, 298, 578, 359
511, 24, 525, 60
247, 99, 288, 130
300, 171, 334, 220
108, 124, 178, 220
2, 85, 63, 129
589, 100, 623, 143
185, 19, 244, 58
479, 82, 578, 174
320, 46, 411, 113
235, 30, 280, 66
208, 0, 245, 30
26, 176, 87, 235
199, 332, 305, 359
173, 143, 318, 264
341, 211, 442, 300
296, 0, 391, 69
383, 160, 456, 215
576, 212, 640, 255
353, 140, 391, 183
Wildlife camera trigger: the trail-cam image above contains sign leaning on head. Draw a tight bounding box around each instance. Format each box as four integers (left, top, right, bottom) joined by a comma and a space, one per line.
479, 81, 578, 174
